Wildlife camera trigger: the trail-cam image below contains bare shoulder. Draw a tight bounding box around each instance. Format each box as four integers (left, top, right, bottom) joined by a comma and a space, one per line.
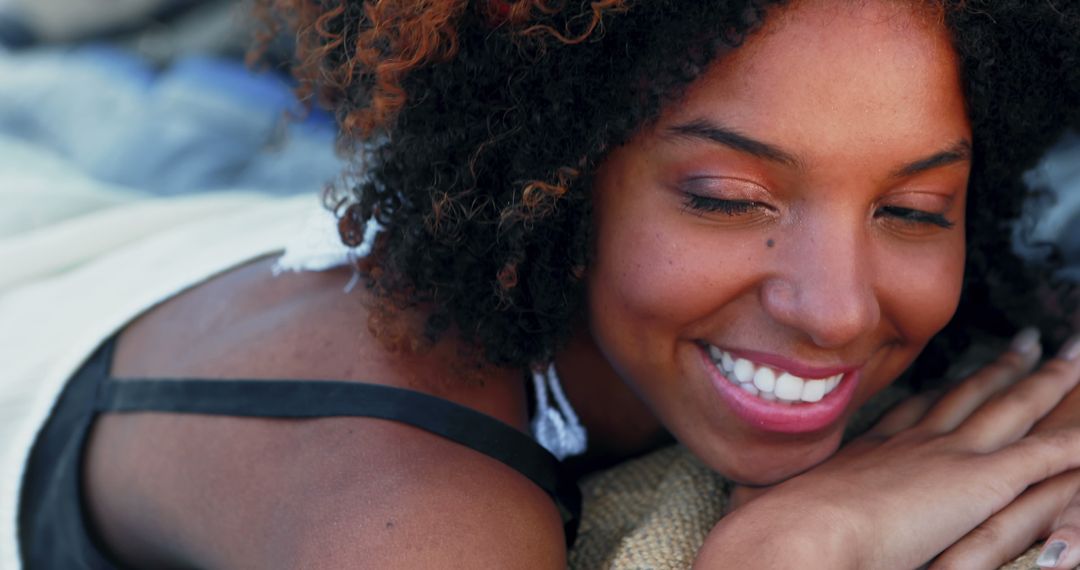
270, 419, 567, 569
85, 257, 562, 568
110, 255, 529, 422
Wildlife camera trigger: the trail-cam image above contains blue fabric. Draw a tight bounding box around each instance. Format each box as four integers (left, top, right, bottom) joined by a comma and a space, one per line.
0, 46, 343, 197
1017, 133, 1080, 282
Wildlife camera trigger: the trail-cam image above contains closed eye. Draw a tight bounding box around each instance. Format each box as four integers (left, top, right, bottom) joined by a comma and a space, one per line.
682, 195, 770, 216
876, 206, 954, 229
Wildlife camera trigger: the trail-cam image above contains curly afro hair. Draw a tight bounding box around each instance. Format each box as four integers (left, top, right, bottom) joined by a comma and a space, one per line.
252, 0, 1080, 372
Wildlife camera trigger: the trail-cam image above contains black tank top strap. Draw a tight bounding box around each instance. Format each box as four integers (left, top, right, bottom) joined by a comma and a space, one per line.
95, 374, 581, 544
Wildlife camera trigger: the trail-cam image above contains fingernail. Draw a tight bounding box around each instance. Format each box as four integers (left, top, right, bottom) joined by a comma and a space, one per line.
1060, 335, 1080, 362
1037, 540, 1067, 568
1010, 327, 1041, 355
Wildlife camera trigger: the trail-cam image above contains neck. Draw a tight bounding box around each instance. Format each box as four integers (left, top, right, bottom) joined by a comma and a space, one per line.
554, 327, 671, 473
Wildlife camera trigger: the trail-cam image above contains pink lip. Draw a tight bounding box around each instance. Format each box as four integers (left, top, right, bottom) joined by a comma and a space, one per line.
700, 346, 861, 434
723, 348, 856, 379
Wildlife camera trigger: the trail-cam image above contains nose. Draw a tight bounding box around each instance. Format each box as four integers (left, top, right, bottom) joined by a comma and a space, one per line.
760, 214, 881, 349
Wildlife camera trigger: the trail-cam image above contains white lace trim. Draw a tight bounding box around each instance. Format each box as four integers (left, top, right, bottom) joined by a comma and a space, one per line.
272, 204, 380, 292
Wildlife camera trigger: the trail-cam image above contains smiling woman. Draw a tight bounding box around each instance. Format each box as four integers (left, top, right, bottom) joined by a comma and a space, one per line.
584, 1, 972, 483
12, 0, 1080, 568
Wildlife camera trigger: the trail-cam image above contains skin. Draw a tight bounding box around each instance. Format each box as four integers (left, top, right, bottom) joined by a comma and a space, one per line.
80, 0, 1080, 568
581, 0, 970, 484
87, 259, 565, 568
695, 338, 1080, 568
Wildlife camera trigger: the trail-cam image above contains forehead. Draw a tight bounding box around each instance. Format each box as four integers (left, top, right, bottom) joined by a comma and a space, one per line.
657, 0, 969, 167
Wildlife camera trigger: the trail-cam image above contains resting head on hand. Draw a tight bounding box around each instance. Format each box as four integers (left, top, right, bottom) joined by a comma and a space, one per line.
221, 0, 1080, 567
257, 0, 1076, 477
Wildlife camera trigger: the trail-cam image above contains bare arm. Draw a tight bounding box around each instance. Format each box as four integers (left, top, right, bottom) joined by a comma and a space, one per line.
261, 420, 567, 570
86, 413, 566, 569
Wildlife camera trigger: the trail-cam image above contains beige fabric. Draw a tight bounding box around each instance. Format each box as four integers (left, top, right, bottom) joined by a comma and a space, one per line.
570, 446, 730, 570
571, 444, 1046, 569
570, 365, 1063, 569
0, 189, 316, 567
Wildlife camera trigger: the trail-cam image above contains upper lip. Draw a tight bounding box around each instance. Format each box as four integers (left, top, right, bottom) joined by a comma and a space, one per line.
705, 344, 860, 379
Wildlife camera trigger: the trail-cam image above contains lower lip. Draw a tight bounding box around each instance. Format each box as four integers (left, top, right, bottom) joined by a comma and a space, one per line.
700, 347, 860, 434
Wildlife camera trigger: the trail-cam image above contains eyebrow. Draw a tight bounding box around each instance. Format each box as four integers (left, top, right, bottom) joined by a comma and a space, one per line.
667, 119, 801, 168
890, 139, 972, 178
666, 118, 973, 178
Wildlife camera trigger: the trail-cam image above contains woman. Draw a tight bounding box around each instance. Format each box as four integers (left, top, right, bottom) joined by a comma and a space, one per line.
14, 0, 1080, 568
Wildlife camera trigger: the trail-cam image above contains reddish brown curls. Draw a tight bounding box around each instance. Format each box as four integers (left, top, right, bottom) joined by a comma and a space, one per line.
252, 0, 632, 140
338, 203, 367, 247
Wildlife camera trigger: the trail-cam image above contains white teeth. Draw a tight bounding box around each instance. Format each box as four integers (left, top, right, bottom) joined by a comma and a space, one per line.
801, 379, 825, 403
721, 352, 735, 374
733, 358, 755, 384
706, 346, 846, 405
774, 373, 803, 401
752, 367, 776, 392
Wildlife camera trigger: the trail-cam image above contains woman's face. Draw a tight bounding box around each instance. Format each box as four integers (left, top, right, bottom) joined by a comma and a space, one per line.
587, 0, 971, 484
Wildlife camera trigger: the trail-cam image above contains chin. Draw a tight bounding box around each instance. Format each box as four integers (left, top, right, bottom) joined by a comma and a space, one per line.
705, 429, 844, 486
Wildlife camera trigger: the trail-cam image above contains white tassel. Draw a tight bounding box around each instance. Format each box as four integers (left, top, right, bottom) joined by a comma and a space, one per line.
530, 363, 587, 460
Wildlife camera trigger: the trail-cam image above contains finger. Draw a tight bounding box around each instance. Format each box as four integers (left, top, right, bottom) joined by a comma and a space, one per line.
1038, 536, 1078, 569
1038, 484, 1080, 568
929, 470, 1080, 570
1033, 367, 1080, 434
917, 328, 1042, 433
992, 427, 1080, 499
957, 336, 1080, 450
867, 389, 941, 437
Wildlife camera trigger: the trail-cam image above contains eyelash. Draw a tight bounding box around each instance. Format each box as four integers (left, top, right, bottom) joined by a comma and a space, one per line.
682, 194, 768, 216
874, 206, 955, 229
683, 195, 955, 229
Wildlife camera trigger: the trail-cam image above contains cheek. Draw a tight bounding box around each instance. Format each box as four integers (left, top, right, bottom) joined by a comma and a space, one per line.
878, 237, 966, 343
586, 206, 762, 357
587, 226, 683, 348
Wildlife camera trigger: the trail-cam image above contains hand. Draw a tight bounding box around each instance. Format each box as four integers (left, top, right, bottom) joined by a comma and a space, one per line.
695, 330, 1080, 570
932, 333, 1080, 570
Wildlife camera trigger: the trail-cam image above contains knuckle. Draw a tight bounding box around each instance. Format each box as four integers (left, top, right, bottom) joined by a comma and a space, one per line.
1037, 358, 1080, 380
978, 351, 1028, 377
946, 382, 981, 401
1002, 380, 1065, 418
967, 392, 1035, 428
998, 389, 1044, 416
965, 521, 1004, 546
1019, 430, 1080, 477
987, 440, 1047, 487
994, 350, 1029, 370
1037, 428, 1079, 451
932, 522, 1005, 570
952, 353, 1027, 392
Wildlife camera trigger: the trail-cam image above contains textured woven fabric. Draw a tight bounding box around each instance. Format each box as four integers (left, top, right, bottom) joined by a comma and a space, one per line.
571, 379, 1055, 570
570, 446, 729, 570
571, 444, 1046, 569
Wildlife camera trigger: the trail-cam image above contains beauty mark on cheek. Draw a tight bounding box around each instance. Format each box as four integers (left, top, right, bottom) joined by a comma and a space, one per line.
766, 238, 775, 249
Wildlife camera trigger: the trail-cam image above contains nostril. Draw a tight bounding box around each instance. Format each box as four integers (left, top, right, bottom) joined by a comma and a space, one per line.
761, 274, 880, 349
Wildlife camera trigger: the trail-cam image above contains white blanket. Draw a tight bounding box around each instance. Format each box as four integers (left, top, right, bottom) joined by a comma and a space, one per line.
0, 187, 318, 567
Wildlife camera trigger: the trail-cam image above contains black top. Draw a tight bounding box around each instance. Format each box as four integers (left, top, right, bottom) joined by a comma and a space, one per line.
18, 335, 580, 569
